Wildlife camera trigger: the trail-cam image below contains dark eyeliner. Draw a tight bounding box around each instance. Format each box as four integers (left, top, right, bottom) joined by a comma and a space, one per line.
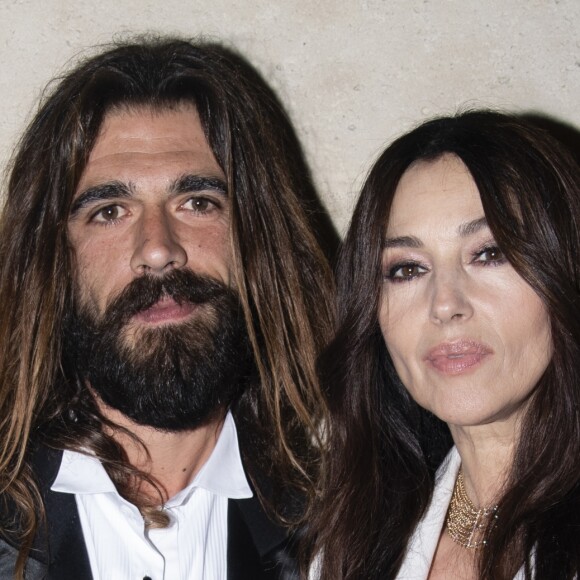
472, 243, 506, 266
384, 260, 427, 282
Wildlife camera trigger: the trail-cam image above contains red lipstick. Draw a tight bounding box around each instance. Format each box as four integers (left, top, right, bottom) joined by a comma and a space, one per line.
425, 340, 493, 375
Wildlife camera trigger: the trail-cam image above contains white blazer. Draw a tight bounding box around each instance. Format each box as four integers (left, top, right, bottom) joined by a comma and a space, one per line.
396, 447, 525, 580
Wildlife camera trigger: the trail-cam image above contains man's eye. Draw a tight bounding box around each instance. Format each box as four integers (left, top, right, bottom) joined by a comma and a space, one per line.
91, 205, 127, 223
385, 263, 428, 282
181, 196, 219, 213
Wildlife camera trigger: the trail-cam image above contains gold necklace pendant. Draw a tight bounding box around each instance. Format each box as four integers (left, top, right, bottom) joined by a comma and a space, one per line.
445, 469, 498, 549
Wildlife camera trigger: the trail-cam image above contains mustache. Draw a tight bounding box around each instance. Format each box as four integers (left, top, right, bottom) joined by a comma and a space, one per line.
99, 269, 231, 328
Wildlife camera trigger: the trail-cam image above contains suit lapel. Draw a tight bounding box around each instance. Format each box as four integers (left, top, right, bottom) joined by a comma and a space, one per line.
227, 496, 299, 580
227, 499, 265, 580
30, 445, 93, 580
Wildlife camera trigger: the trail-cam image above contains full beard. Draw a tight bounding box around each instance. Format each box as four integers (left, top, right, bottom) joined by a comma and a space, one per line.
63, 269, 251, 431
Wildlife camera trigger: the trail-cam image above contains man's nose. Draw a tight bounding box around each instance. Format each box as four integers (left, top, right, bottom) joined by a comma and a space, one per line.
130, 208, 187, 275
428, 270, 474, 324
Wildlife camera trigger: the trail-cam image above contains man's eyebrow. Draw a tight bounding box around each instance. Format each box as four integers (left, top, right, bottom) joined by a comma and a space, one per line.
70, 181, 132, 215
70, 174, 227, 217
382, 235, 423, 249
458, 216, 489, 237
171, 174, 227, 197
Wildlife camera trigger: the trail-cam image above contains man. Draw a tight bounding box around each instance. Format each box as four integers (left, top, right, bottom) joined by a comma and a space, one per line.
0, 37, 333, 579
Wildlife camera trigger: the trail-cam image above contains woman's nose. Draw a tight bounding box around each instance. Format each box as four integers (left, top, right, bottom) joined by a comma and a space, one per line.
429, 271, 474, 324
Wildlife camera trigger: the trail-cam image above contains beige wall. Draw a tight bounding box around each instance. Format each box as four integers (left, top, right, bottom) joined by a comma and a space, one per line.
0, 0, 578, 233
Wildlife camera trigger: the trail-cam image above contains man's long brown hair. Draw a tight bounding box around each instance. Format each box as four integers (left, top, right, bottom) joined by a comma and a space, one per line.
0, 37, 333, 576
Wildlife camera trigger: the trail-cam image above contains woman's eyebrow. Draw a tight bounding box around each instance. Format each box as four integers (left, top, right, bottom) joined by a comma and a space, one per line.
458, 216, 488, 237
382, 235, 423, 249
383, 217, 489, 248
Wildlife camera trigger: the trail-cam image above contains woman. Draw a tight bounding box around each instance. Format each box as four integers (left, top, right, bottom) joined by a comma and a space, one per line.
308, 111, 580, 579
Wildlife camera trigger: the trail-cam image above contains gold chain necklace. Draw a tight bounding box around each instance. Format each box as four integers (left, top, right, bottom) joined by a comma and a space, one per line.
445, 469, 498, 549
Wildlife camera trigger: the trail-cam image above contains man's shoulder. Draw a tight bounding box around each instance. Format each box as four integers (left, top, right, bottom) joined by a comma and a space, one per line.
0, 444, 52, 577
0, 538, 47, 580
0, 443, 63, 546
0, 443, 93, 580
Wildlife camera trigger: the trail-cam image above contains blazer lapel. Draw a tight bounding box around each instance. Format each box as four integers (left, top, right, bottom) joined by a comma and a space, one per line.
30, 445, 93, 580
396, 447, 461, 579
227, 496, 299, 580
227, 499, 264, 580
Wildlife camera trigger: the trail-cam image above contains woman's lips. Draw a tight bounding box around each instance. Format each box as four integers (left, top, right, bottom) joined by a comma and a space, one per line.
425, 340, 493, 375
133, 297, 197, 324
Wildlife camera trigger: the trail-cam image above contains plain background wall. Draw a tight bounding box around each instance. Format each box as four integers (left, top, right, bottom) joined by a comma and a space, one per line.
0, 0, 578, 233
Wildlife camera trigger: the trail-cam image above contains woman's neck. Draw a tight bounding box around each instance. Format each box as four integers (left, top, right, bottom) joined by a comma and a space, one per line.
449, 419, 518, 507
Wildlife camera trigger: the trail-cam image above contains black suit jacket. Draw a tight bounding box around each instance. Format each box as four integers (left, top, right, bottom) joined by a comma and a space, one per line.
0, 447, 299, 580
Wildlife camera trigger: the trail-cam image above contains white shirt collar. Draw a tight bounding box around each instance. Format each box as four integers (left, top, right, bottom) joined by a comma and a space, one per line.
51, 411, 253, 503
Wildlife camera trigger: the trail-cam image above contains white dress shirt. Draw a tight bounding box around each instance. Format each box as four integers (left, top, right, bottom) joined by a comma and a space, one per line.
51, 411, 252, 580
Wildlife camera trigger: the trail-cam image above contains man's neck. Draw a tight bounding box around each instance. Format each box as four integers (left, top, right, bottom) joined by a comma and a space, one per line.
97, 401, 226, 501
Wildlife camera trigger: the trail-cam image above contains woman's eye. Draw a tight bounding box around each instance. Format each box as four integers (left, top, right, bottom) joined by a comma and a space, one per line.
386, 263, 428, 282
474, 246, 505, 265
92, 205, 126, 223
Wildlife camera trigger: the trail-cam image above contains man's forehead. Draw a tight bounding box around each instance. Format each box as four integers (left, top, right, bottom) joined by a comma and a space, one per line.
89, 103, 206, 157
73, 102, 223, 198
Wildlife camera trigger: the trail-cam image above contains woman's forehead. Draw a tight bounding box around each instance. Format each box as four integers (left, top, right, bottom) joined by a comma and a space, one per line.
385, 154, 483, 238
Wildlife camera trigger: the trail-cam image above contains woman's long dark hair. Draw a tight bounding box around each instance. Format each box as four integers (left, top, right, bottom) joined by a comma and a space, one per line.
0, 37, 334, 578
307, 110, 580, 579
